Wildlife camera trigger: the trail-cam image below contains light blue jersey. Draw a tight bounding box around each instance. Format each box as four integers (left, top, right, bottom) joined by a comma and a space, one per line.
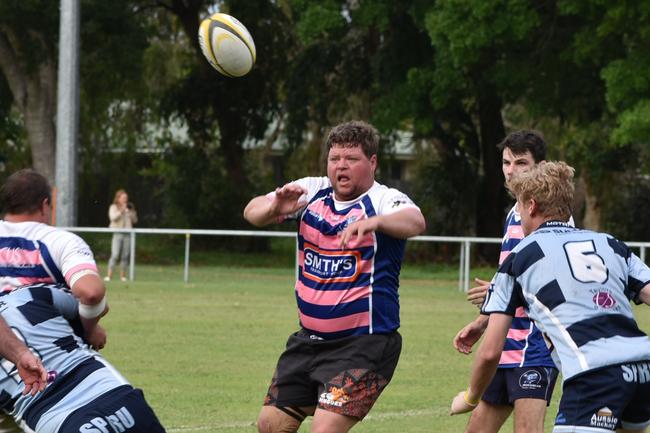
483, 221, 650, 380
0, 284, 130, 432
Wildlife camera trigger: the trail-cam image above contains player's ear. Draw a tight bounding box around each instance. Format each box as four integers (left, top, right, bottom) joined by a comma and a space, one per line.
369, 154, 377, 171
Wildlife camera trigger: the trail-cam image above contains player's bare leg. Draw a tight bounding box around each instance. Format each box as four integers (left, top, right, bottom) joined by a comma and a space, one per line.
310, 408, 358, 433
465, 401, 512, 433
513, 398, 546, 433
257, 405, 315, 433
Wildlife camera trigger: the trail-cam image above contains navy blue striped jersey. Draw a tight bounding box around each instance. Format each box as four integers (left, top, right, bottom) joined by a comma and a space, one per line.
268, 177, 419, 338
0, 284, 130, 431
496, 206, 557, 368
482, 221, 650, 380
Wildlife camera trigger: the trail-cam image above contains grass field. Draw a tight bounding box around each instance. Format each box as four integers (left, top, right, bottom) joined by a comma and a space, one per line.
98, 262, 650, 433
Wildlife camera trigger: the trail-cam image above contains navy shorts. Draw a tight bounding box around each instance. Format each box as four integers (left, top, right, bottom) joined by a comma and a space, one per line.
264, 329, 402, 420
60, 385, 166, 432
481, 366, 558, 406
553, 360, 650, 432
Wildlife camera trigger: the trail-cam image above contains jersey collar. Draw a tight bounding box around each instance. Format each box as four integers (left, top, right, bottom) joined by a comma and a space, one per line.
538, 220, 573, 229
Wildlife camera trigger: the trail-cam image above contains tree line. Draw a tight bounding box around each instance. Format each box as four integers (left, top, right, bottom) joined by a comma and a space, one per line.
1, 0, 649, 241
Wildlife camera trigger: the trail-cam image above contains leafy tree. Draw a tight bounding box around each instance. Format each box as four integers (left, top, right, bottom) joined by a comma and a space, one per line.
0, 1, 59, 181
146, 0, 294, 229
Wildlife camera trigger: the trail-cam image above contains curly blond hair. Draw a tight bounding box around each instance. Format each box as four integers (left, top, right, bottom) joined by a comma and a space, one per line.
509, 161, 575, 221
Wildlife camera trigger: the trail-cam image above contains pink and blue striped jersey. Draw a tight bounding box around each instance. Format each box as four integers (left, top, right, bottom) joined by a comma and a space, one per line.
272, 177, 419, 339
0, 221, 99, 292
497, 206, 557, 368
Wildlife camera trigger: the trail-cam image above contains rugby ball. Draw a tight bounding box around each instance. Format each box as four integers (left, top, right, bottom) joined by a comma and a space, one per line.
198, 13, 256, 78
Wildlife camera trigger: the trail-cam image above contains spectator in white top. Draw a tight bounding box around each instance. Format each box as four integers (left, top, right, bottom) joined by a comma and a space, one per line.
105, 189, 137, 282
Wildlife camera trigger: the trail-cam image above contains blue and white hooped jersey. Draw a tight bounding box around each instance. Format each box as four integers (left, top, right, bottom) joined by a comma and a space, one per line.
483, 221, 650, 380
496, 206, 563, 369
269, 177, 420, 339
0, 284, 130, 432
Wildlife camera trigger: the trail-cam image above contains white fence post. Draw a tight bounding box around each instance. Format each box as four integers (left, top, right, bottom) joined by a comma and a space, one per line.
458, 243, 465, 291
184, 233, 191, 283
463, 241, 471, 293
129, 230, 136, 281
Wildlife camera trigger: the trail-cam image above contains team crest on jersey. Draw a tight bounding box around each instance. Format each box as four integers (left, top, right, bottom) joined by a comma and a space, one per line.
389, 194, 412, 209
307, 209, 324, 222
590, 289, 618, 310
518, 370, 542, 389
303, 245, 360, 283
338, 216, 358, 232
590, 407, 618, 430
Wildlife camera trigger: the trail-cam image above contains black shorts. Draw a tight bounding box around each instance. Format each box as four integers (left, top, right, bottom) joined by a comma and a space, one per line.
264, 329, 402, 420
553, 361, 650, 432
59, 385, 166, 432
481, 366, 558, 406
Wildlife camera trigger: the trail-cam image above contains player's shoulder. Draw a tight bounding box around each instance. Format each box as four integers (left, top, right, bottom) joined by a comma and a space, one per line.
291, 176, 331, 195
367, 182, 414, 204
37, 224, 86, 244
596, 231, 632, 258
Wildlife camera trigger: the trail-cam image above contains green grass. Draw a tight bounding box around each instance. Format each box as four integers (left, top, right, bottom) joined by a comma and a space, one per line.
98, 264, 650, 433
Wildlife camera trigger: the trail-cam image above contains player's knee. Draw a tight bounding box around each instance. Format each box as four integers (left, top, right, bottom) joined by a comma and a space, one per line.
257, 407, 301, 433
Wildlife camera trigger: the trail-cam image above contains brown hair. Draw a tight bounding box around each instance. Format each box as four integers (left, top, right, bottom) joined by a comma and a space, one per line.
497, 130, 547, 163
113, 189, 127, 205
509, 161, 574, 221
325, 120, 379, 159
0, 169, 51, 215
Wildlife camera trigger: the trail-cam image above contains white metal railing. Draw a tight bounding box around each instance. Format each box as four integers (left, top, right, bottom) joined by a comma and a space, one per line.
65, 227, 650, 290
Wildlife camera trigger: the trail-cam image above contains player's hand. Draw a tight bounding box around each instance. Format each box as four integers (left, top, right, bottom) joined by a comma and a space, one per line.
338, 217, 380, 249
16, 350, 47, 396
270, 183, 308, 217
453, 318, 488, 354
450, 390, 477, 415
467, 278, 490, 306
85, 324, 107, 351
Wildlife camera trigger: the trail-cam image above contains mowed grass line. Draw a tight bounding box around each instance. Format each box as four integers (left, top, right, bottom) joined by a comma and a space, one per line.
99, 265, 650, 433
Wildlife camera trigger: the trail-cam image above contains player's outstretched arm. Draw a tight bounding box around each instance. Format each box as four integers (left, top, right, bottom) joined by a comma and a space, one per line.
338, 208, 425, 249
453, 315, 489, 354
244, 184, 308, 227
450, 313, 511, 415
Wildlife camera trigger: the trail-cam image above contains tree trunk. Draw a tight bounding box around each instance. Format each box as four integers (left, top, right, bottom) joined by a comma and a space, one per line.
581, 177, 601, 231
0, 28, 57, 183
476, 86, 507, 239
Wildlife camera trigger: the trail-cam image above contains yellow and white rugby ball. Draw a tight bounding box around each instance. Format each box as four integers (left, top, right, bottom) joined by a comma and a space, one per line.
198, 13, 256, 78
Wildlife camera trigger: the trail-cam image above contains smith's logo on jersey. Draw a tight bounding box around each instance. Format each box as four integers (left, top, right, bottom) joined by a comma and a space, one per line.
303, 247, 360, 283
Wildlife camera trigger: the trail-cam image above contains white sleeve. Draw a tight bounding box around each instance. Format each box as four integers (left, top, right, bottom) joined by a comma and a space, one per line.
481, 272, 518, 315
265, 177, 331, 220
43, 230, 99, 285
376, 188, 420, 216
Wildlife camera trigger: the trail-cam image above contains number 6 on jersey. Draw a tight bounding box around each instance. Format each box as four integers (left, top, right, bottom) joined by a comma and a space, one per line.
563, 240, 608, 283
